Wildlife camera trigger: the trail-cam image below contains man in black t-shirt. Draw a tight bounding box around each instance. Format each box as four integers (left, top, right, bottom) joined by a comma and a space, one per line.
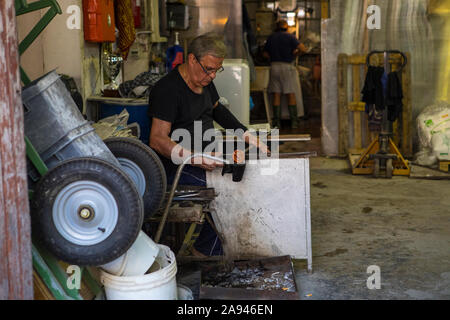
263, 20, 308, 129
148, 33, 269, 256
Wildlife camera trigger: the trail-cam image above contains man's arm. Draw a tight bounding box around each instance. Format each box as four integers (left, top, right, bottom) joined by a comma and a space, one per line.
149, 118, 178, 159
212, 102, 270, 154
293, 43, 308, 56
212, 101, 248, 133
149, 118, 222, 171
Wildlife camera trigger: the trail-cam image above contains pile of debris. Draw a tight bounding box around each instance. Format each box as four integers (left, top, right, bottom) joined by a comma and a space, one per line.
202, 264, 296, 292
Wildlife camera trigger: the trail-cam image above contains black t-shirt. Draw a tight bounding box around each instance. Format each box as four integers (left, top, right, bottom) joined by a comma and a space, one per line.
148, 66, 220, 175
263, 31, 300, 63
148, 66, 220, 150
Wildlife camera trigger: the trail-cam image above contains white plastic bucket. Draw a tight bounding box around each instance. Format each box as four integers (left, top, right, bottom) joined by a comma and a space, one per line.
177, 284, 194, 300
100, 231, 160, 277
100, 244, 178, 300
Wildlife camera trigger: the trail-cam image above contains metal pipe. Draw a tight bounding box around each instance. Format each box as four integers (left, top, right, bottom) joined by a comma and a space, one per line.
154, 153, 230, 243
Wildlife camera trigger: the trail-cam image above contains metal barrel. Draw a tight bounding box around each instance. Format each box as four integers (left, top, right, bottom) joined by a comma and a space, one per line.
22, 70, 120, 170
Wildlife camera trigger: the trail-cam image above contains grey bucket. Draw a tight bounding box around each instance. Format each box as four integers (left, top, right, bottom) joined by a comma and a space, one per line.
22, 70, 120, 171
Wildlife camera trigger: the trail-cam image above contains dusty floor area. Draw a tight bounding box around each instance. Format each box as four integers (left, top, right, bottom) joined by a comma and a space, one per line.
293, 156, 450, 300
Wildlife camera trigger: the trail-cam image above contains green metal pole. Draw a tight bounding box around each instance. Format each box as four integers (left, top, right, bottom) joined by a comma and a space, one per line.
32, 245, 74, 300
15, 0, 61, 16
25, 136, 48, 176
18, 6, 60, 54
20, 66, 31, 86
33, 242, 83, 300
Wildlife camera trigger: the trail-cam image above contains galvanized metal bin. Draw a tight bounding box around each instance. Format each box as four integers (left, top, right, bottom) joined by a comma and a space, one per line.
22, 70, 120, 170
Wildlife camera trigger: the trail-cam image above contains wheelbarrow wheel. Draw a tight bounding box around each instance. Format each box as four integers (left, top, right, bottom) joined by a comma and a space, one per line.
31, 157, 144, 266
373, 158, 380, 178
104, 137, 167, 220
386, 158, 393, 179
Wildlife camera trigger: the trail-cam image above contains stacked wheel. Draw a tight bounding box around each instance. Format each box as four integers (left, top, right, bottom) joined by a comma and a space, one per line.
104, 137, 167, 220
31, 157, 144, 266
31, 138, 167, 265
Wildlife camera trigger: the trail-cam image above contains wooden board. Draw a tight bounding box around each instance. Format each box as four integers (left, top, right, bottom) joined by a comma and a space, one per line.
410, 164, 450, 180
439, 161, 450, 172
352, 64, 362, 150
33, 270, 55, 300
0, 1, 33, 299
338, 54, 349, 157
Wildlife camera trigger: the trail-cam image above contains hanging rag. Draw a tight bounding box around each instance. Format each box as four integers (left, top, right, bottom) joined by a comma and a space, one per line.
118, 71, 163, 98
386, 71, 403, 121
362, 66, 384, 131
362, 66, 403, 129
361, 66, 385, 111
114, 0, 136, 60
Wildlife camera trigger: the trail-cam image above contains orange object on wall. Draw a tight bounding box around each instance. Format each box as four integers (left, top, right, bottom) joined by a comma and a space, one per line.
83, 0, 116, 42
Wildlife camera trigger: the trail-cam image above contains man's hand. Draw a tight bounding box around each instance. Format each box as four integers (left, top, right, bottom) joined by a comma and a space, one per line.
191, 152, 224, 171
243, 131, 271, 155
293, 43, 309, 56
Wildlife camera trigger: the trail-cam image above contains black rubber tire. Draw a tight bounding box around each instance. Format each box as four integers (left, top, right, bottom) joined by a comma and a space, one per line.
104, 137, 167, 220
373, 159, 380, 178
386, 158, 393, 179
31, 157, 144, 266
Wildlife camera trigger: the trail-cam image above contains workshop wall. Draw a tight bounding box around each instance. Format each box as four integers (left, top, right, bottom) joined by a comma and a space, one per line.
123, 0, 244, 81
17, 0, 83, 87
16, 10, 44, 81
17, 0, 103, 113
321, 0, 450, 156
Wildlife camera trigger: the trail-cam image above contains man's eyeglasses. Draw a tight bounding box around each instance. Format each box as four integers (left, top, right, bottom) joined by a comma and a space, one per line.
195, 56, 224, 76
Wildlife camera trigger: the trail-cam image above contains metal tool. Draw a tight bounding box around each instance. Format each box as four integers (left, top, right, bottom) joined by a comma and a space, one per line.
367, 51, 406, 178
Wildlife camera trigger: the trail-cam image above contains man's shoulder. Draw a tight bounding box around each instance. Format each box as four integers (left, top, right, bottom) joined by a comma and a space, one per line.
149, 71, 182, 104
279, 31, 297, 40
154, 69, 180, 87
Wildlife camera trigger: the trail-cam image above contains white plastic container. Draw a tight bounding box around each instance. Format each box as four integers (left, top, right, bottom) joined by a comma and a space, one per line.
100, 244, 178, 300
177, 284, 194, 300
100, 231, 160, 277
214, 59, 250, 127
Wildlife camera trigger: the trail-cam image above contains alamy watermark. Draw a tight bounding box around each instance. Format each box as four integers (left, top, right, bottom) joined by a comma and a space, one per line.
66, 5, 81, 30
169, 121, 281, 175
66, 265, 81, 290
367, 5, 381, 30
366, 265, 381, 289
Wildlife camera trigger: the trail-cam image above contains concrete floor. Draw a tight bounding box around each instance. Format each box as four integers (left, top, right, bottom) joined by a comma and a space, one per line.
292, 156, 450, 300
